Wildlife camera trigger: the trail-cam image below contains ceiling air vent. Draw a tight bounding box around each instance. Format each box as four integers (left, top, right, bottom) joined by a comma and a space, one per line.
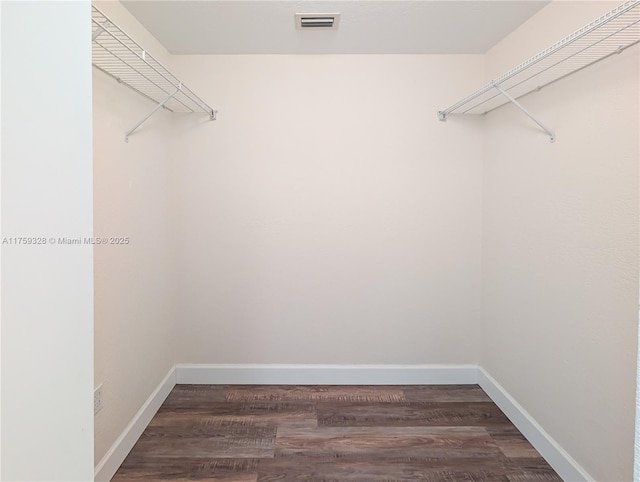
295, 13, 340, 30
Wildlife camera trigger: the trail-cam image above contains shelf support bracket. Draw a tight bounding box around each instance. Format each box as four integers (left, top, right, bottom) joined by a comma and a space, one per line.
125, 86, 180, 142
493, 84, 556, 143
92, 22, 108, 41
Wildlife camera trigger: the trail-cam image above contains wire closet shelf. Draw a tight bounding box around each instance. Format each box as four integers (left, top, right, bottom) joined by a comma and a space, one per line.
437, 0, 640, 142
91, 6, 216, 142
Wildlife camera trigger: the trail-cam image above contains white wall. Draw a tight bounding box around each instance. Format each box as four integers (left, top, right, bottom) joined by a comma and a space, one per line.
481, 2, 639, 480
1, 2, 94, 480
170, 54, 484, 365
636, 51, 640, 482
92, 1, 178, 467
1, 2, 4, 476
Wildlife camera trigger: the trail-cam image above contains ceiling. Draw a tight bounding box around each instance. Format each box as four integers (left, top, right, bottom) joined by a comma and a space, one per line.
121, 0, 550, 55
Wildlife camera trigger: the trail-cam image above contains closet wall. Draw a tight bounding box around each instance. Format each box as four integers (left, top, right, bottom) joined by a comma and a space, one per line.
93, 1, 178, 465
481, 2, 639, 480
170, 54, 484, 365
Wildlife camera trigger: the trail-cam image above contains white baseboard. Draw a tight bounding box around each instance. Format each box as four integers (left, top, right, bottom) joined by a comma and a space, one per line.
94, 367, 177, 482
174, 363, 479, 385
477, 368, 592, 482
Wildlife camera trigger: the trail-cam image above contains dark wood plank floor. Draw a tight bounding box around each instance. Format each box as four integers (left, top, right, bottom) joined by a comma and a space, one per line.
113, 385, 561, 481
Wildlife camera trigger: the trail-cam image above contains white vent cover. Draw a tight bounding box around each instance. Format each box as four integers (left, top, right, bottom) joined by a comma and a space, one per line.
295, 13, 341, 30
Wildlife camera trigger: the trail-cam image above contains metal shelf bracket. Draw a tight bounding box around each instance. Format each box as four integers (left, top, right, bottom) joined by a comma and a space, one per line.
125, 86, 180, 143
123, 87, 218, 142
92, 22, 107, 42
437, 84, 555, 142
492, 84, 556, 143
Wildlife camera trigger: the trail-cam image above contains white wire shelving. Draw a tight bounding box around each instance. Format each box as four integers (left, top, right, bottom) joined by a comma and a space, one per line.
91, 6, 216, 142
438, 0, 640, 142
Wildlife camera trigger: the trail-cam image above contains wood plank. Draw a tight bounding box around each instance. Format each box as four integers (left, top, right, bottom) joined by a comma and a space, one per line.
507, 457, 563, 481
275, 426, 502, 458
115, 478, 256, 482
127, 426, 276, 459
226, 385, 406, 402
155, 403, 317, 427
158, 401, 315, 418
318, 401, 512, 427
160, 385, 230, 411
489, 428, 543, 458
144, 418, 276, 439
113, 456, 258, 481
402, 385, 492, 403
257, 455, 516, 481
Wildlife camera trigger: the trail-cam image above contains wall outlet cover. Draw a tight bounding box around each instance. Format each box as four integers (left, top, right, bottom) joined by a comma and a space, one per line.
94, 384, 104, 415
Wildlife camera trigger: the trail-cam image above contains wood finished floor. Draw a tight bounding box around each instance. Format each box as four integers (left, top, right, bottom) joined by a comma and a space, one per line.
113, 385, 561, 481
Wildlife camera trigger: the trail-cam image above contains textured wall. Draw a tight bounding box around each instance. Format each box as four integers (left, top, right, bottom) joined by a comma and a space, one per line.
482, 3, 639, 480
92, 0, 177, 466
635, 49, 640, 482
636, 319, 640, 479
170, 54, 484, 366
